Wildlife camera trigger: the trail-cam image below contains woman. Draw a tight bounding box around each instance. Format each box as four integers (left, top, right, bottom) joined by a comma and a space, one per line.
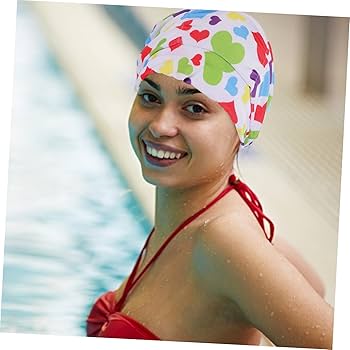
87, 8, 333, 348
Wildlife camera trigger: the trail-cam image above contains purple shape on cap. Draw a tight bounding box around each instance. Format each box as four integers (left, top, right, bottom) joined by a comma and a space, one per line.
209, 16, 221, 25
250, 69, 261, 98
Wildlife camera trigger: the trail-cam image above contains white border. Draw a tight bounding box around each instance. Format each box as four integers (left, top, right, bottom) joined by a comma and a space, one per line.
0, 0, 17, 325
1, 1, 349, 350
26, 0, 350, 17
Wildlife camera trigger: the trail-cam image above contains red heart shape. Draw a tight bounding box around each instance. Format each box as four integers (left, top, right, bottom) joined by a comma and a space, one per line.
141, 45, 152, 62
191, 54, 202, 66
190, 30, 210, 42
252, 32, 270, 67
254, 102, 267, 123
169, 37, 183, 51
140, 67, 155, 80
219, 101, 238, 124
176, 20, 193, 31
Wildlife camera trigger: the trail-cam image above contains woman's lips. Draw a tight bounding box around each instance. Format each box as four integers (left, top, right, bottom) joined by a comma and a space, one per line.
141, 140, 188, 167
142, 139, 188, 155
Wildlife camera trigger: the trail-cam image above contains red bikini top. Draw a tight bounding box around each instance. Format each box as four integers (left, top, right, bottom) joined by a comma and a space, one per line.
86, 174, 274, 340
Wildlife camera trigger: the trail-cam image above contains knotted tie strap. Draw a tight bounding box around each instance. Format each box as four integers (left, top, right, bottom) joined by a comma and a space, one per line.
228, 174, 274, 243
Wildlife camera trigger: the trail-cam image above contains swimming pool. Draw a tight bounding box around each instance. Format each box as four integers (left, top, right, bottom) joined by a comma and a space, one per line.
1, 2, 151, 336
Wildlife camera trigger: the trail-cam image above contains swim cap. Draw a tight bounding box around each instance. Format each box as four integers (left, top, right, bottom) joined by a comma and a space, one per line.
135, 9, 274, 147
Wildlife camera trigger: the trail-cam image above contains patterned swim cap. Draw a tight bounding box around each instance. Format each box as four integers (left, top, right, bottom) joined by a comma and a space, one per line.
135, 9, 274, 147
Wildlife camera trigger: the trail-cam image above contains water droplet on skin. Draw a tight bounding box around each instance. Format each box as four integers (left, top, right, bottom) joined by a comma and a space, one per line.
226, 259, 231, 263
304, 331, 310, 336
259, 272, 263, 278
264, 292, 269, 296
270, 311, 274, 317
315, 325, 320, 329
287, 327, 292, 332
321, 332, 326, 337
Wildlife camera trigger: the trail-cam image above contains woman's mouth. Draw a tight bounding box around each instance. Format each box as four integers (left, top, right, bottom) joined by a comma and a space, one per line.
142, 140, 188, 167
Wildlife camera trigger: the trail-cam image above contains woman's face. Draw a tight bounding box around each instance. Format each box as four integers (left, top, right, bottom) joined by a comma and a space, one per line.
128, 73, 239, 189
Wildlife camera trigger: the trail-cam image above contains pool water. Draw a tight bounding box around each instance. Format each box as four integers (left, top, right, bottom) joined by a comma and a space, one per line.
1, 2, 151, 336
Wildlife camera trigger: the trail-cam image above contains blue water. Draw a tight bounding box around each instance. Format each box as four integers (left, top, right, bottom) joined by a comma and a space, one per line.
1, 2, 151, 336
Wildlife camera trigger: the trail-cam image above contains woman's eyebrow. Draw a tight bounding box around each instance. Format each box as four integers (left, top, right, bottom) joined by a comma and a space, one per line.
143, 78, 201, 95
143, 78, 161, 91
176, 86, 201, 95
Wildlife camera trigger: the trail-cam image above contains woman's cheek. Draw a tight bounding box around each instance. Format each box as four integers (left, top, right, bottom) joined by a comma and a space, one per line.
128, 114, 143, 157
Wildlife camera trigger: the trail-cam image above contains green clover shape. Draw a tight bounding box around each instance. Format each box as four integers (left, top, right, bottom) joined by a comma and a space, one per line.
203, 31, 245, 86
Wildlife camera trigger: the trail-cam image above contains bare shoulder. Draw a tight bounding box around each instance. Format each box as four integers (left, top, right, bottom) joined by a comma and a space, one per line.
192, 212, 273, 295
192, 214, 334, 349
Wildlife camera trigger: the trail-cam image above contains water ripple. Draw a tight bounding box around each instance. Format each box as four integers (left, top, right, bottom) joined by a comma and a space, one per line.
1, 2, 149, 336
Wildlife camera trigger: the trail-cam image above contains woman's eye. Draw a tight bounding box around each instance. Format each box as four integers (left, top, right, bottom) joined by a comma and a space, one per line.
140, 93, 159, 104
185, 104, 206, 115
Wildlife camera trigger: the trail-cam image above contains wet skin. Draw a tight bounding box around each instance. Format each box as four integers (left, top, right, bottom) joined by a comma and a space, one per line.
124, 73, 333, 347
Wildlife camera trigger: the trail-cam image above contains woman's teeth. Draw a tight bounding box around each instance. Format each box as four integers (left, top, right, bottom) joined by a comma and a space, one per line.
146, 145, 182, 160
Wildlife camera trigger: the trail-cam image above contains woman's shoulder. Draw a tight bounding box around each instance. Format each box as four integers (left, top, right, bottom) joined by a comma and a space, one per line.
191, 211, 271, 297
192, 206, 271, 267
191, 213, 333, 349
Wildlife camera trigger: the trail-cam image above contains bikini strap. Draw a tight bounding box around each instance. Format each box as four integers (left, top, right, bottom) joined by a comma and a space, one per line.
115, 228, 155, 310
228, 174, 275, 243
115, 179, 237, 310
116, 174, 274, 310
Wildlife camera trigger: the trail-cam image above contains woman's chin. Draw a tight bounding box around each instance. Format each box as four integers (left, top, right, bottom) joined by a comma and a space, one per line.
141, 172, 176, 188
141, 167, 190, 189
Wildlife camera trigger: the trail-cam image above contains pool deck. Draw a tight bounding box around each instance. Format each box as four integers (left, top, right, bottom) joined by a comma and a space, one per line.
30, 3, 341, 343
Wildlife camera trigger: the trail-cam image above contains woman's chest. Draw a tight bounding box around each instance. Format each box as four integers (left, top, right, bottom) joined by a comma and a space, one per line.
117, 231, 257, 343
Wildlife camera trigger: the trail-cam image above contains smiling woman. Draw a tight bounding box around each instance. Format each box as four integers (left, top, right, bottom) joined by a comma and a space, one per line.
86, 8, 334, 348
129, 74, 239, 189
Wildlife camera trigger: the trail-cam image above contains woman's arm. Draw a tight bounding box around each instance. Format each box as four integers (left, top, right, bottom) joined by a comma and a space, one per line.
273, 236, 326, 298
193, 215, 334, 349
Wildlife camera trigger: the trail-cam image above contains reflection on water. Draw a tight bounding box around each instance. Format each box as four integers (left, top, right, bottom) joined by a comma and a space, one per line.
1, 2, 151, 336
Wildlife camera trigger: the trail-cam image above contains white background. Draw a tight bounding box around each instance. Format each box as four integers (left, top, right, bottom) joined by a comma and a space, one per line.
0, 1, 349, 349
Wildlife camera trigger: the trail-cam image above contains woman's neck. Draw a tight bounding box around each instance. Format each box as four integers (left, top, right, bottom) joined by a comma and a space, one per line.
153, 171, 232, 242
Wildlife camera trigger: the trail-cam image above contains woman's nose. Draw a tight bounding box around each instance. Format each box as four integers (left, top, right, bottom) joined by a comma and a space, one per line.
148, 107, 179, 138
